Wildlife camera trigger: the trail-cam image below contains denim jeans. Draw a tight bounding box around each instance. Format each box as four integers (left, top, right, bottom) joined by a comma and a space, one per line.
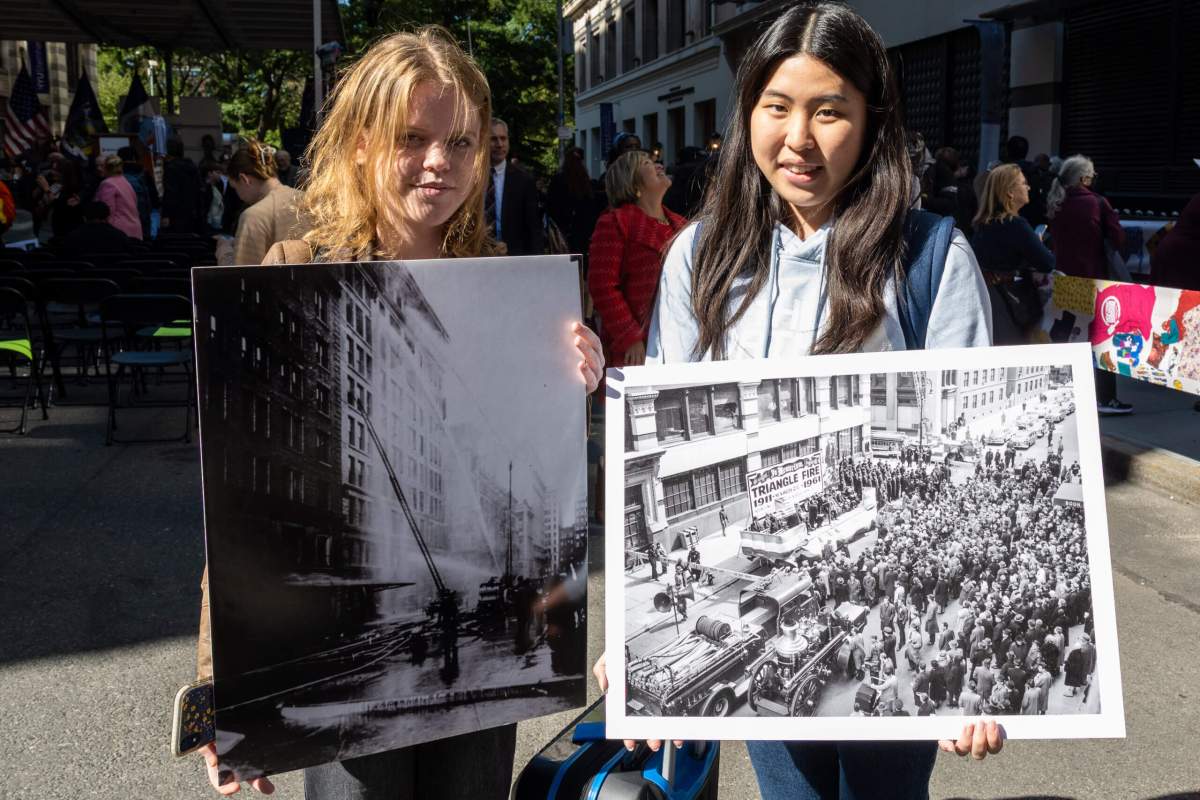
746, 740, 938, 800
303, 723, 517, 799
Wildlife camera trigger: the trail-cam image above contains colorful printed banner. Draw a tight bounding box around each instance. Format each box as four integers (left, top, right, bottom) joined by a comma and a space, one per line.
1036, 275, 1200, 397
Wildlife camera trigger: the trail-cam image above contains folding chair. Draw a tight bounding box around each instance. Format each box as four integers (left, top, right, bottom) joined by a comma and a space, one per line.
133, 277, 192, 298
99, 293, 195, 445
0, 287, 49, 434
39, 260, 97, 272
87, 269, 144, 291
39, 278, 122, 400
113, 259, 177, 275
0, 259, 23, 274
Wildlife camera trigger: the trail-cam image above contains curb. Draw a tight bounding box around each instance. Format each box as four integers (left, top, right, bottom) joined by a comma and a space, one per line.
1100, 433, 1200, 503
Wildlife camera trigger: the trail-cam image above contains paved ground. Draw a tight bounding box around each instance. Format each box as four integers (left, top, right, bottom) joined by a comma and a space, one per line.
0, 377, 1198, 798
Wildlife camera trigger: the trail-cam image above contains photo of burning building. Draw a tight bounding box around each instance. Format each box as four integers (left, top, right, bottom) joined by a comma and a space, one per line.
193, 257, 588, 780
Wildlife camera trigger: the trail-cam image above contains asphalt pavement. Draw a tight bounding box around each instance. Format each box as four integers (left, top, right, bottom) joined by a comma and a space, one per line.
0, 378, 1198, 799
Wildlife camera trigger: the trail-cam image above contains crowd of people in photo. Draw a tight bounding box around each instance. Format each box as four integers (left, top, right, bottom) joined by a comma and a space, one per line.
786, 450, 1096, 717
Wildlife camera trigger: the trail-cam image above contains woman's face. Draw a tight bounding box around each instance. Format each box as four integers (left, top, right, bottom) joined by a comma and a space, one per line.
634, 156, 671, 199
750, 54, 868, 229
385, 81, 481, 235
1009, 174, 1030, 211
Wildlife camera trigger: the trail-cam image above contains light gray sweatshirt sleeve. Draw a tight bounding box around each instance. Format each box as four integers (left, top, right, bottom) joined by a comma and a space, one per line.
645, 222, 702, 364
925, 230, 994, 349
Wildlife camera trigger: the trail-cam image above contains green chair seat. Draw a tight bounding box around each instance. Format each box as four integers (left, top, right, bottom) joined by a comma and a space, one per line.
0, 338, 32, 361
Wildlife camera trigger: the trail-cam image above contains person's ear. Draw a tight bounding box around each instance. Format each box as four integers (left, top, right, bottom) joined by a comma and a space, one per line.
354, 132, 371, 166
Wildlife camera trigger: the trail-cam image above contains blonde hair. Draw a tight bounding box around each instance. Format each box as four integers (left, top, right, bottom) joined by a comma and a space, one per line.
301, 27, 493, 259
228, 139, 277, 182
605, 150, 651, 207
102, 154, 124, 177
973, 164, 1024, 228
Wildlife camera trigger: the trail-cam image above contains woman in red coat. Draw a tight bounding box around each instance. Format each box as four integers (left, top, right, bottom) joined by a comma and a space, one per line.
587, 149, 686, 367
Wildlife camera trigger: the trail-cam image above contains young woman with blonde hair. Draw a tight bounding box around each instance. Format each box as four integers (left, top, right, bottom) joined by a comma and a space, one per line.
196, 27, 603, 798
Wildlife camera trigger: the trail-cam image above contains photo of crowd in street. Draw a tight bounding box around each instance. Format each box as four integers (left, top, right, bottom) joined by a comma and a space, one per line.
193, 256, 589, 780
605, 345, 1123, 740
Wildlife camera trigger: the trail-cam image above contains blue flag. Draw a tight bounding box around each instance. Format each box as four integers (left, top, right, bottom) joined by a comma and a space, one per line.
26, 42, 49, 94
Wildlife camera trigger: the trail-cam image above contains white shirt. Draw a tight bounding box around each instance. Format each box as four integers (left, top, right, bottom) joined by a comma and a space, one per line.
646, 219, 992, 363
491, 160, 507, 238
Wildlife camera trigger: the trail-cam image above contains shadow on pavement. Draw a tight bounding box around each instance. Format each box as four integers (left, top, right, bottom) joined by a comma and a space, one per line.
0, 390, 206, 666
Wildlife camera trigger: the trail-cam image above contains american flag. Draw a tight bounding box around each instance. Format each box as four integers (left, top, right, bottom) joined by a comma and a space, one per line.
3, 67, 51, 159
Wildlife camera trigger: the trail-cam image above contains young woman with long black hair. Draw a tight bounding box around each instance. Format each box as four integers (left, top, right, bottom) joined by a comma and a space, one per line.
596, 4, 1002, 798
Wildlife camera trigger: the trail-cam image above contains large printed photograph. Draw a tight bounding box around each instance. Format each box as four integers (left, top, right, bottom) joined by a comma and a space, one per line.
605, 345, 1124, 741
193, 256, 588, 780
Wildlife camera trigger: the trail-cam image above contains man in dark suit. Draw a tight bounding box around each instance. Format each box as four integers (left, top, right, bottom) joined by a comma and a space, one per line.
486, 118, 543, 256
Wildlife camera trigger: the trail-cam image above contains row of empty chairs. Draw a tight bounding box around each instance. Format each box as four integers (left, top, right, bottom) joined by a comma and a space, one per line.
0, 272, 194, 444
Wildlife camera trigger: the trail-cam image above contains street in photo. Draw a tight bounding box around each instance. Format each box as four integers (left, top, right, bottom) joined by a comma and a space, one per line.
192, 256, 588, 781
605, 345, 1124, 742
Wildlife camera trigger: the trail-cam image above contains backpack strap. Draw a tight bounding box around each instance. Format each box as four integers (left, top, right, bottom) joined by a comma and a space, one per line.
897, 210, 955, 350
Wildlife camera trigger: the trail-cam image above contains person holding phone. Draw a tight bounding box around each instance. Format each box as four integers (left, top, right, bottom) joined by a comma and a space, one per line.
194, 27, 603, 798
595, 4, 1002, 798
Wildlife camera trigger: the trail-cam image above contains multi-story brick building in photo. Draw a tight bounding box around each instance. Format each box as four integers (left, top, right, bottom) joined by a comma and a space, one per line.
195, 264, 347, 684
869, 367, 1052, 440
621, 375, 870, 556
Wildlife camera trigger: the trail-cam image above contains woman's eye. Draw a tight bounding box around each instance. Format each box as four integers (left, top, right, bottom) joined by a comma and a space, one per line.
816, 108, 841, 119
403, 134, 425, 147
452, 138, 473, 149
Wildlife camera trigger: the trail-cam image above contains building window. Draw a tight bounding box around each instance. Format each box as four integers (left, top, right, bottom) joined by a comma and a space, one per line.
686, 387, 711, 436
666, 0, 685, 52
643, 0, 658, 61
852, 426, 863, 454
656, 389, 686, 441
803, 378, 817, 414
713, 384, 740, 433
837, 375, 853, 406
718, 459, 745, 496
605, 20, 617, 81
589, 27, 602, 85
760, 448, 782, 468
693, 467, 718, 507
897, 373, 918, 406
621, 5, 636, 72
758, 380, 777, 423
663, 475, 693, 517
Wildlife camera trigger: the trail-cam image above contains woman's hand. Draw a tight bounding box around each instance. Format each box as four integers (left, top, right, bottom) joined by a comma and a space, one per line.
573, 322, 604, 394
938, 720, 1004, 760
623, 341, 646, 367
592, 653, 681, 753
199, 742, 275, 795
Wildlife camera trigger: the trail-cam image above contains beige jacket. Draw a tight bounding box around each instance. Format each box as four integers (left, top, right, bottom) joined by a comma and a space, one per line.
230, 185, 308, 267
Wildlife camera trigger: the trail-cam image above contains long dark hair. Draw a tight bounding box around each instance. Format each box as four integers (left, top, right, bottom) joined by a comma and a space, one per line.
689, 1, 911, 358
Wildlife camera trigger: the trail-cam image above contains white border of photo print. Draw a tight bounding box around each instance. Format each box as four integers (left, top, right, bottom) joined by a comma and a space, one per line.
604, 343, 1125, 742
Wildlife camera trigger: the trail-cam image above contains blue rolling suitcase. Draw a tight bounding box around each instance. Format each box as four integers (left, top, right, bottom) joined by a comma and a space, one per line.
512, 696, 719, 800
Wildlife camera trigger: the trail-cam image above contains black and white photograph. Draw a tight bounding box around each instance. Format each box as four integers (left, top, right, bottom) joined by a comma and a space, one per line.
193, 256, 588, 780
605, 344, 1124, 741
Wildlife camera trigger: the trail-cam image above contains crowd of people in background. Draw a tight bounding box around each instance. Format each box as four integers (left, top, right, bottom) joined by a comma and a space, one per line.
790, 448, 1096, 717
4, 116, 1198, 426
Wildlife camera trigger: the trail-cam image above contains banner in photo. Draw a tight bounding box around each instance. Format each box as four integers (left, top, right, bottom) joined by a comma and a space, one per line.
747, 453, 823, 518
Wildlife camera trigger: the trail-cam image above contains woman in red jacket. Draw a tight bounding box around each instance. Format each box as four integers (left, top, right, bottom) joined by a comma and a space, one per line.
587, 149, 686, 367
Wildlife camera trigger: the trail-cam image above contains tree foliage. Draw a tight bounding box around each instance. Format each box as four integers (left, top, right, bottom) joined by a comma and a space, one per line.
96, 46, 309, 147
342, 0, 573, 175
94, 0, 572, 170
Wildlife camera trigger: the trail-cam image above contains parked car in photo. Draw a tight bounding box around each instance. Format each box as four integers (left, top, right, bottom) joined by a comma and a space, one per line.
985, 429, 1008, 446
1007, 430, 1037, 450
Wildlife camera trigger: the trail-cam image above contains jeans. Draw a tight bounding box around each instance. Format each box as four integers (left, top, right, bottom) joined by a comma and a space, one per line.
747, 740, 938, 800
303, 723, 517, 799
